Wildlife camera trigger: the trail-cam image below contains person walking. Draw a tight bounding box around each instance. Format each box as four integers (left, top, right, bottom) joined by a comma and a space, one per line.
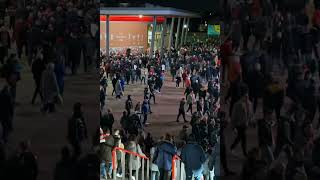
257, 109, 275, 165
177, 98, 188, 122
125, 135, 145, 179
0, 25, 10, 65
115, 79, 123, 99
125, 95, 133, 115
100, 109, 115, 134
31, 51, 45, 104
230, 88, 252, 157
111, 75, 117, 96
0, 73, 16, 143
181, 134, 206, 180
67, 103, 88, 158
153, 133, 177, 180
40, 63, 60, 113
142, 98, 150, 125
100, 128, 114, 179
186, 91, 194, 114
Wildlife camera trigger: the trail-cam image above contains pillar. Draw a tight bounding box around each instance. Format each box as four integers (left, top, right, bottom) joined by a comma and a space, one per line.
150, 16, 157, 57
168, 17, 175, 50
160, 18, 167, 60
184, 18, 190, 45
105, 15, 110, 59
175, 17, 181, 49
180, 17, 187, 46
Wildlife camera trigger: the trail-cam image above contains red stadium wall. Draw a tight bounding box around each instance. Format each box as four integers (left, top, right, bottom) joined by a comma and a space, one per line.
100, 15, 164, 51
100, 21, 148, 50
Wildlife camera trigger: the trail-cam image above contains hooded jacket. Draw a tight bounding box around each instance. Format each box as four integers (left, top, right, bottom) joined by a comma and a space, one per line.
154, 140, 177, 171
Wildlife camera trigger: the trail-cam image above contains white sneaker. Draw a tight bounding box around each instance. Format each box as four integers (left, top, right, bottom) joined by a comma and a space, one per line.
116, 173, 122, 178
131, 176, 136, 180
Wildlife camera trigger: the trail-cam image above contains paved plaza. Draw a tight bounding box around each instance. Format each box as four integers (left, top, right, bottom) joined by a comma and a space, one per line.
0, 63, 99, 180
104, 76, 190, 139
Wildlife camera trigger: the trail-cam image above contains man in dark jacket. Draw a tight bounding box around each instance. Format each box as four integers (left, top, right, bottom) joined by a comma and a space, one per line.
125, 95, 133, 115
67, 32, 82, 75
181, 134, 206, 180
31, 52, 45, 104
100, 109, 115, 133
177, 98, 187, 122
111, 75, 117, 96
99, 128, 114, 179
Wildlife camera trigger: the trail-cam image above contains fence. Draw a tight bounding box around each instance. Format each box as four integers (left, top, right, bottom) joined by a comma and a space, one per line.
111, 147, 150, 180
172, 155, 186, 180
111, 147, 186, 180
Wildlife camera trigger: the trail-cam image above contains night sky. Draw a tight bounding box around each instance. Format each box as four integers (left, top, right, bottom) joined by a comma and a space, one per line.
101, 0, 218, 13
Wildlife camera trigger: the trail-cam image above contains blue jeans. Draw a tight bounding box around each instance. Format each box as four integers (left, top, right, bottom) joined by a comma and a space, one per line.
151, 171, 159, 180
185, 165, 204, 180
100, 162, 106, 177
100, 161, 112, 177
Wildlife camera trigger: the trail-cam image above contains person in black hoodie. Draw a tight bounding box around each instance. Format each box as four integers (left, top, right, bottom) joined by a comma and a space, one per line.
31, 50, 45, 104
67, 32, 82, 75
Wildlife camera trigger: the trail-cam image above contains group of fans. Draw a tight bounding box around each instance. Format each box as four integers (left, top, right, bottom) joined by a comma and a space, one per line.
220, 0, 320, 180
99, 38, 221, 179
0, 0, 100, 180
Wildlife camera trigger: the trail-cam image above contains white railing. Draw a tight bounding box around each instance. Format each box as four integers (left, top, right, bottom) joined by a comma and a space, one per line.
112, 147, 150, 180
111, 148, 186, 180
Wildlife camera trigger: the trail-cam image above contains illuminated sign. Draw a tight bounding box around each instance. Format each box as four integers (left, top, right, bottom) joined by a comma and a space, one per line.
208, 24, 220, 36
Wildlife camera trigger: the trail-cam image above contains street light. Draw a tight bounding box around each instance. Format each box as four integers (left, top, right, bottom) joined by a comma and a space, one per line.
183, 24, 188, 28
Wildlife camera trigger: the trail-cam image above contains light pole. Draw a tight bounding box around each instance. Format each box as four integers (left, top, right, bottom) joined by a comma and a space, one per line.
175, 17, 181, 49
150, 16, 157, 58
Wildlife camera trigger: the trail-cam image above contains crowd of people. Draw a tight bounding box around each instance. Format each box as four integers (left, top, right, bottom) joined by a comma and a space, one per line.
0, 0, 100, 179
220, 0, 320, 180
99, 38, 221, 180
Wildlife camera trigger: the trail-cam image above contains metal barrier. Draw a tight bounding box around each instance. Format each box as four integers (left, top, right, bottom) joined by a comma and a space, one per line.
111, 148, 186, 180
111, 147, 150, 180
172, 155, 186, 180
